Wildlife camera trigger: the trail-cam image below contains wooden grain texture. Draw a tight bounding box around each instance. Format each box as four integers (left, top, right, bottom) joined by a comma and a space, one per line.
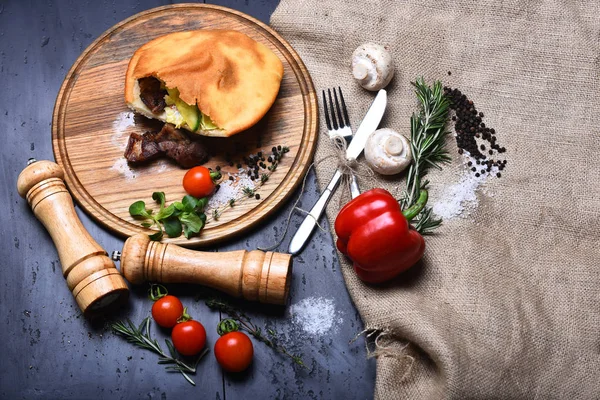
121, 233, 292, 304
52, 3, 318, 247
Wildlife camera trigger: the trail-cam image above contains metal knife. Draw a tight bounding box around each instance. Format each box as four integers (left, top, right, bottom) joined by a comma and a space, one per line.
288, 89, 387, 255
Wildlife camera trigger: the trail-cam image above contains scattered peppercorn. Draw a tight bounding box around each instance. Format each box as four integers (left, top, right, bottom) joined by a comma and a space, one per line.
444, 86, 507, 178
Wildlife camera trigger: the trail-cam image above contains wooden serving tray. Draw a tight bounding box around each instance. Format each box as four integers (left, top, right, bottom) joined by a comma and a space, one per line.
52, 4, 318, 247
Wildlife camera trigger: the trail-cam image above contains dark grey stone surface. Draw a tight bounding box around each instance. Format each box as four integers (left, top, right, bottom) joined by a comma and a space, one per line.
0, 1, 375, 398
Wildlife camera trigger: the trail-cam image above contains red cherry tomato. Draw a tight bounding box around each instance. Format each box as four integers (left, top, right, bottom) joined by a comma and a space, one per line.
183, 166, 215, 198
214, 331, 254, 372
172, 320, 207, 356
151, 295, 184, 328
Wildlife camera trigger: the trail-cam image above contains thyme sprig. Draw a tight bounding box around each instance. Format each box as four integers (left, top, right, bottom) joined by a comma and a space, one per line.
401, 78, 451, 234
205, 299, 306, 368
111, 317, 208, 386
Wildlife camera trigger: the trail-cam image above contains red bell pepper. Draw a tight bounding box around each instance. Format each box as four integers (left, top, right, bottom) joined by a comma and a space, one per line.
334, 188, 427, 283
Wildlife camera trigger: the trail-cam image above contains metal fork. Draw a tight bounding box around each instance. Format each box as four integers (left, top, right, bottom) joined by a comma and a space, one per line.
287, 87, 360, 255
323, 87, 360, 197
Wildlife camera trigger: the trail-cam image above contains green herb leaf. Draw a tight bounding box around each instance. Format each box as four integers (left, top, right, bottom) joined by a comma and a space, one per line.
163, 216, 183, 237
182, 195, 199, 212
156, 203, 176, 220
141, 222, 153, 228
182, 224, 192, 239
152, 192, 166, 209
149, 229, 163, 241
129, 201, 148, 217
195, 197, 208, 212
180, 212, 205, 234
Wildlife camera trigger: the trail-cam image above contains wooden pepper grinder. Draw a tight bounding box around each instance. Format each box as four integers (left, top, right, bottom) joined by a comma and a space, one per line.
17, 160, 129, 315
115, 234, 293, 305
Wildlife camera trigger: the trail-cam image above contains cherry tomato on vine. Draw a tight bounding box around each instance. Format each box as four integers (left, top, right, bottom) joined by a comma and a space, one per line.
214, 331, 254, 372
172, 320, 207, 356
151, 295, 184, 328
182, 166, 218, 198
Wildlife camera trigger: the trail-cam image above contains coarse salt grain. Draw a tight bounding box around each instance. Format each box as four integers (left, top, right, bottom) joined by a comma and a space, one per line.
432, 152, 498, 220
111, 111, 135, 150
288, 297, 341, 336
110, 158, 135, 181
207, 169, 257, 211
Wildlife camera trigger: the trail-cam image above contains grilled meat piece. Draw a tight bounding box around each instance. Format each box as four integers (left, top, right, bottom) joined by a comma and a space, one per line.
138, 77, 167, 113
124, 124, 209, 168
123, 132, 161, 163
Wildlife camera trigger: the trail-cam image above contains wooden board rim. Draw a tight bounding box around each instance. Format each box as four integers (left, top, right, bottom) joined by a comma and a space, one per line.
52, 3, 318, 247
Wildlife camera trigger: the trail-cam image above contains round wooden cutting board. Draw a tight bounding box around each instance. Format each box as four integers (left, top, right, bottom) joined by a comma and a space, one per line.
52, 4, 318, 247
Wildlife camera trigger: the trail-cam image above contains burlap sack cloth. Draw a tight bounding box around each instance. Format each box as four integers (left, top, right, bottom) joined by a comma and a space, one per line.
271, 1, 600, 399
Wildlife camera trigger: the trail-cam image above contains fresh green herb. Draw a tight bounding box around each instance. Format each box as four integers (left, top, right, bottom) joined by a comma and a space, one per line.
111, 317, 208, 386
400, 78, 450, 234
242, 187, 255, 197
129, 192, 208, 241
206, 299, 306, 368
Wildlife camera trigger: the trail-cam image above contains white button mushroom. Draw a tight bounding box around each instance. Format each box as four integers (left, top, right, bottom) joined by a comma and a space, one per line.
351, 43, 394, 91
364, 128, 412, 175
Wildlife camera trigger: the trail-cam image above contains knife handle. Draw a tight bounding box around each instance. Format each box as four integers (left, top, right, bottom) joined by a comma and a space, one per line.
288, 170, 342, 255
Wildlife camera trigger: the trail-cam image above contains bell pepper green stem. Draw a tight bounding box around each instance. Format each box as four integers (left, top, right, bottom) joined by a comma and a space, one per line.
402, 189, 428, 221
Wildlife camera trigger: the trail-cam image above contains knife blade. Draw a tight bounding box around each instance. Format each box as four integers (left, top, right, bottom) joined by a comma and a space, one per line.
287, 89, 388, 255
345, 89, 387, 161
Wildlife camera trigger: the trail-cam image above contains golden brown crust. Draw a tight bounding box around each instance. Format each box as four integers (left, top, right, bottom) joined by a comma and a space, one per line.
124, 30, 284, 137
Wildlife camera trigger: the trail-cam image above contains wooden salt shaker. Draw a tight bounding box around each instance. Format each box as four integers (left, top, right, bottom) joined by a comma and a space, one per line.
116, 234, 293, 305
17, 160, 129, 315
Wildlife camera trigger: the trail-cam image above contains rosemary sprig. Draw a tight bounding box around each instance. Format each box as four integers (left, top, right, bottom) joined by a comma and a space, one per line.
111, 317, 208, 386
404, 78, 451, 207
205, 299, 306, 368
401, 78, 451, 234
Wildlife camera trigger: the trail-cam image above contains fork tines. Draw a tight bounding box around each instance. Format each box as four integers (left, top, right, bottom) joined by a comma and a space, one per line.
322, 87, 352, 141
